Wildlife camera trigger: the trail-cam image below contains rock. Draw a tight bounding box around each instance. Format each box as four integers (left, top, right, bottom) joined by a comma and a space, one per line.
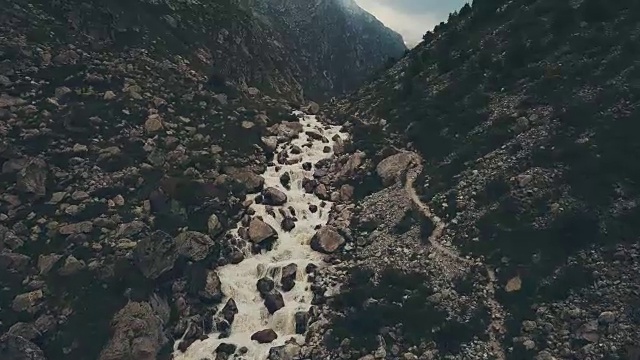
251, 329, 278, 344
281, 218, 295, 232
230, 170, 265, 193
264, 291, 285, 314
16, 158, 48, 197
305, 101, 320, 114
199, 270, 223, 303
294, 311, 308, 334
58, 221, 93, 235
8, 322, 40, 341
310, 226, 345, 254
314, 183, 329, 199
248, 218, 277, 244
98, 302, 166, 360
0, 252, 30, 272
134, 230, 178, 279
302, 178, 316, 193
12, 290, 44, 313
221, 298, 238, 324
57, 255, 85, 276
261, 136, 279, 152
257, 277, 275, 297
208, 213, 223, 237
598, 311, 616, 324
175, 231, 215, 261
280, 172, 291, 189
339, 184, 354, 202
268, 342, 301, 360
281, 263, 297, 291
0, 333, 46, 360
144, 114, 164, 133
376, 152, 416, 186
216, 343, 237, 355
104, 91, 117, 100
262, 187, 287, 206
505, 275, 522, 292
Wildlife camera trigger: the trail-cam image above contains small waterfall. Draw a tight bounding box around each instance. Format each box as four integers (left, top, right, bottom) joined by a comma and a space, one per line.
174, 112, 347, 360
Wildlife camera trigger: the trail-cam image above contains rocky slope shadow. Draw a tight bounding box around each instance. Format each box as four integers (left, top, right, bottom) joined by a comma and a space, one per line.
322, 0, 640, 359
0, 2, 340, 359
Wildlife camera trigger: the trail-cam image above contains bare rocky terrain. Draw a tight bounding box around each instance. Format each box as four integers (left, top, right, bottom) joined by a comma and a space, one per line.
0, 0, 403, 359
4, 0, 640, 360
296, 1, 640, 360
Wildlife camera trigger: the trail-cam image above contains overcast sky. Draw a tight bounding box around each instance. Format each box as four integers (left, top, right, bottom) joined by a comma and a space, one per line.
355, 0, 468, 46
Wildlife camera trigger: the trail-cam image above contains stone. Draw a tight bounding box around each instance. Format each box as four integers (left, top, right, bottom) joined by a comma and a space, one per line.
305, 101, 320, 114
12, 290, 44, 313
310, 226, 345, 254
221, 298, 238, 324
134, 230, 178, 279
104, 91, 117, 100
16, 158, 48, 197
0, 333, 46, 360
257, 277, 275, 297
229, 170, 265, 193
98, 302, 166, 360
281, 263, 297, 291
262, 187, 287, 206
505, 275, 522, 292
251, 329, 278, 344
248, 218, 276, 244
175, 231, 215, 261
58, 221, 93, 235
281, 218, 295, 232
199, 270, 223, 303
208, 214, 223, 237
144, 114, 164, 133
0, 252, 30, 272
264, 291, 284, 314
57, 255, 85, 276
376, 152, 417, 186
294, 311, 308, 334
598, 311, 616, 324
261, 136, 279, 152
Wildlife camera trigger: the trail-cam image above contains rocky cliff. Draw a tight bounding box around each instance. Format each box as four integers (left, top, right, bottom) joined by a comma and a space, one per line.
251, 0, 407, 100
306, 0, 640, 359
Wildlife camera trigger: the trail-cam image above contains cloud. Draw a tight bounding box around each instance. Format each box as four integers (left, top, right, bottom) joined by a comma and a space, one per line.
355, 0, 467, 47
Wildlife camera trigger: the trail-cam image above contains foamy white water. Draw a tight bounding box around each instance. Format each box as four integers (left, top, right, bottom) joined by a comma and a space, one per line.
174, 112, 347, 359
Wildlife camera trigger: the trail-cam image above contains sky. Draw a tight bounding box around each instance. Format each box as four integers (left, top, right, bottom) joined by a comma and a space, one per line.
355, 0, 468, 47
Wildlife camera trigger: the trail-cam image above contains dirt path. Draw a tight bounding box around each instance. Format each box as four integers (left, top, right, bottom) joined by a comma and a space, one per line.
403, 155, 506, 360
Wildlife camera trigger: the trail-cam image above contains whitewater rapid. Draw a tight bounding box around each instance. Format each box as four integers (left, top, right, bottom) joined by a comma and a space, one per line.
174, 112, 347, 359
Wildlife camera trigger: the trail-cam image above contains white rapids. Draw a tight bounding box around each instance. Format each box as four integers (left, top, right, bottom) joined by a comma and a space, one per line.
174, 112, 348, 359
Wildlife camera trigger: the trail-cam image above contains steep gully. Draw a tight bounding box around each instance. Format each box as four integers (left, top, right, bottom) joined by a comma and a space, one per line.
174, 112, 348, 359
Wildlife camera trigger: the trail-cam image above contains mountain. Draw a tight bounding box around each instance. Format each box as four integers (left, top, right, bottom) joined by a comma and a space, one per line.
306, 0, 640, 359
0, 0, 404, 359
251, 0, 407, 100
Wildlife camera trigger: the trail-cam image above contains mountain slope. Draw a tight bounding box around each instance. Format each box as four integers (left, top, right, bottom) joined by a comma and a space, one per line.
252, 0, 407, 100
0, 1, 403, 360
317, 0, 640, 359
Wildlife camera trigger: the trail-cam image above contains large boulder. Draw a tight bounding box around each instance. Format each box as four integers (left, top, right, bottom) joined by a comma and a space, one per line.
310, 226, 345, 254
133, 231, 177, 279
16, 158, 48, 197
376, 152, 417, 186
98, 302, 166, 360
248, 218, 277, 244
251, 329, 278, 344
0, 333, 46, 360
228, 169, 265, 193
262, 187, 287, 206
175, 231, 215, 261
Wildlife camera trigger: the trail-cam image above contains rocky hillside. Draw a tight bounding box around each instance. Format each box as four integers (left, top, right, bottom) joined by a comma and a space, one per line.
313, 0, 640, 359
251, 0, 407, 100
0, 0, 402, 360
